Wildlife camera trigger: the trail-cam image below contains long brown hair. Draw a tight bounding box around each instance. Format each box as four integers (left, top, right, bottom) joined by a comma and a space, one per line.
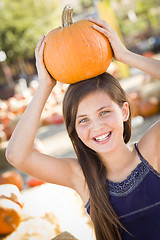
63, 72, 131, 240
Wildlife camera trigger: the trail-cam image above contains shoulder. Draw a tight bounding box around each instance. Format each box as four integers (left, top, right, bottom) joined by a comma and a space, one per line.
137, 119, 160, 172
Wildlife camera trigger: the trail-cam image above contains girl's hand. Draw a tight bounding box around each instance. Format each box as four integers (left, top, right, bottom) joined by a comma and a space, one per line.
35, 35, 56, 88
88, 17, 129, 62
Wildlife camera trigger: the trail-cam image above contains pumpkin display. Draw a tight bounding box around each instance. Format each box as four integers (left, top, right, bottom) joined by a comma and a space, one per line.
0, 170, 24, 190
44, 5, 112, 84
0, 198, 22, 235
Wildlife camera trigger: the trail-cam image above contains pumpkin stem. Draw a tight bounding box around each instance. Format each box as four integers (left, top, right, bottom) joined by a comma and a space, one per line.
62, 5, 73, 27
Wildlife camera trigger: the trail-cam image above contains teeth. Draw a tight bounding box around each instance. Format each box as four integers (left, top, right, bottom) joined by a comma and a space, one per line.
95, 132, 111, 141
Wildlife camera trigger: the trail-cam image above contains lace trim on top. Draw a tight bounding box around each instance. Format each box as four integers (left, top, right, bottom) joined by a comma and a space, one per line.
107, 162, 149, 196
134, 143, 160, 178
108, 143, 160, 197
85, 142, 160, 208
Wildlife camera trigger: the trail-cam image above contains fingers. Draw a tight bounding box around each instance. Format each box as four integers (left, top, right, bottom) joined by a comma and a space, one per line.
39, 41, 45, 57
89, 17, 116, 40
35, 35, 45, 58
92, 24, 109, 36
88, 17, 112, 31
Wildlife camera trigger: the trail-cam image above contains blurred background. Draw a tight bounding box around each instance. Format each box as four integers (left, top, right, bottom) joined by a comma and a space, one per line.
0, 0, 160, 239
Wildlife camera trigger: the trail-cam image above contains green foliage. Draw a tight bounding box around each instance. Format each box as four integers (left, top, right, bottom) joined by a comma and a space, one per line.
80, 0, 93, 8
0, 0, 61, 64
112, 0, 160, 41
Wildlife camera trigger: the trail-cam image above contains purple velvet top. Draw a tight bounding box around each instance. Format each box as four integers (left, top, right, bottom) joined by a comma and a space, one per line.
85, 143, 160, 239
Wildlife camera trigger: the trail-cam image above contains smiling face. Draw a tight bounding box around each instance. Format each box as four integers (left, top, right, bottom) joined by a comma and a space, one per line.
75, 90, 129, 154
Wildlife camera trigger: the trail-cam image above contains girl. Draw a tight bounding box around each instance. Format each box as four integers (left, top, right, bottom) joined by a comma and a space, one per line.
6, 18, 160, 240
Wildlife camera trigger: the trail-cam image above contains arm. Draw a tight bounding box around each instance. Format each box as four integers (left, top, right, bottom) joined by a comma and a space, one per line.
138, 120, 160, 172
89, 18, 160, 166
5, 36, 80, 189
89, 17, 160, 80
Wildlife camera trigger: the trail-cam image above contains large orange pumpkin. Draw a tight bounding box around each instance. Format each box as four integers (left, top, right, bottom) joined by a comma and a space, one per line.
44, 5, 112, 84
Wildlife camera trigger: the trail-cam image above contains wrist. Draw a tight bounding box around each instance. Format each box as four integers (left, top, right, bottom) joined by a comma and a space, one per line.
118, 48, 131, 64
39, 80, 56, 90
37, 82, 55, 96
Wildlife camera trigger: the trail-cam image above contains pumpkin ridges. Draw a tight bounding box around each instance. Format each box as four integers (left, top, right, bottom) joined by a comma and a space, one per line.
74, 20, 108, 75
68, 20, 110, 79
62, 26, 79, 81
44, 28, 70, 82
72, 21, 96, 77
64, 24, 86, 81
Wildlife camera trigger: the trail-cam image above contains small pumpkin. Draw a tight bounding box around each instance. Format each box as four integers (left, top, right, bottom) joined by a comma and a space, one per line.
26, 176, 45, 187
0, 170, 24, 190
0, 198, 22, 235
44, 5, 112, 84
139, 97, 159, 117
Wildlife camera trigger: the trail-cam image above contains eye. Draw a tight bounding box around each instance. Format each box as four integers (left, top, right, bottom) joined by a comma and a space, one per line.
79, 118, 89, 124
100, 110, 109, 116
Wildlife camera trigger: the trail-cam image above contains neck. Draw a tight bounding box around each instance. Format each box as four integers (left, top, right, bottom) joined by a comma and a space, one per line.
99, 141, 134, 180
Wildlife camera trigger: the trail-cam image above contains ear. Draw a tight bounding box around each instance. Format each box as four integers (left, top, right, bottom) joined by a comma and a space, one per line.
121, 102, 130, 122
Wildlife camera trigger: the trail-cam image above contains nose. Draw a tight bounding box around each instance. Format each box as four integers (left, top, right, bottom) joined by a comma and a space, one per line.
91, 118, 104, 132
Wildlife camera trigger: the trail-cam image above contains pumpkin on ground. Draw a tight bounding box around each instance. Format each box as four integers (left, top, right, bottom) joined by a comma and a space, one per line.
0, 170, 24, 190
44, 5, 112, 84
0, 198, 22, 235
0, 184, 23, 235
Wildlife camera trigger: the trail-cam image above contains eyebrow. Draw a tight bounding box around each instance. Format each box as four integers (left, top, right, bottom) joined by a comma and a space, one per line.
76, 105, 111, 119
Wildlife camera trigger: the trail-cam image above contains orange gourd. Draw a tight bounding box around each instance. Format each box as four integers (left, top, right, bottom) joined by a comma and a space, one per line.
0, 198, 22, 235
0, 170, 24, 190
44, 5, 112, 84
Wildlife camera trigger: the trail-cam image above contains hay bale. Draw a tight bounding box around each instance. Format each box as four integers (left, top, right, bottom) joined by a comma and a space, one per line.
51, 231, 78, 240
